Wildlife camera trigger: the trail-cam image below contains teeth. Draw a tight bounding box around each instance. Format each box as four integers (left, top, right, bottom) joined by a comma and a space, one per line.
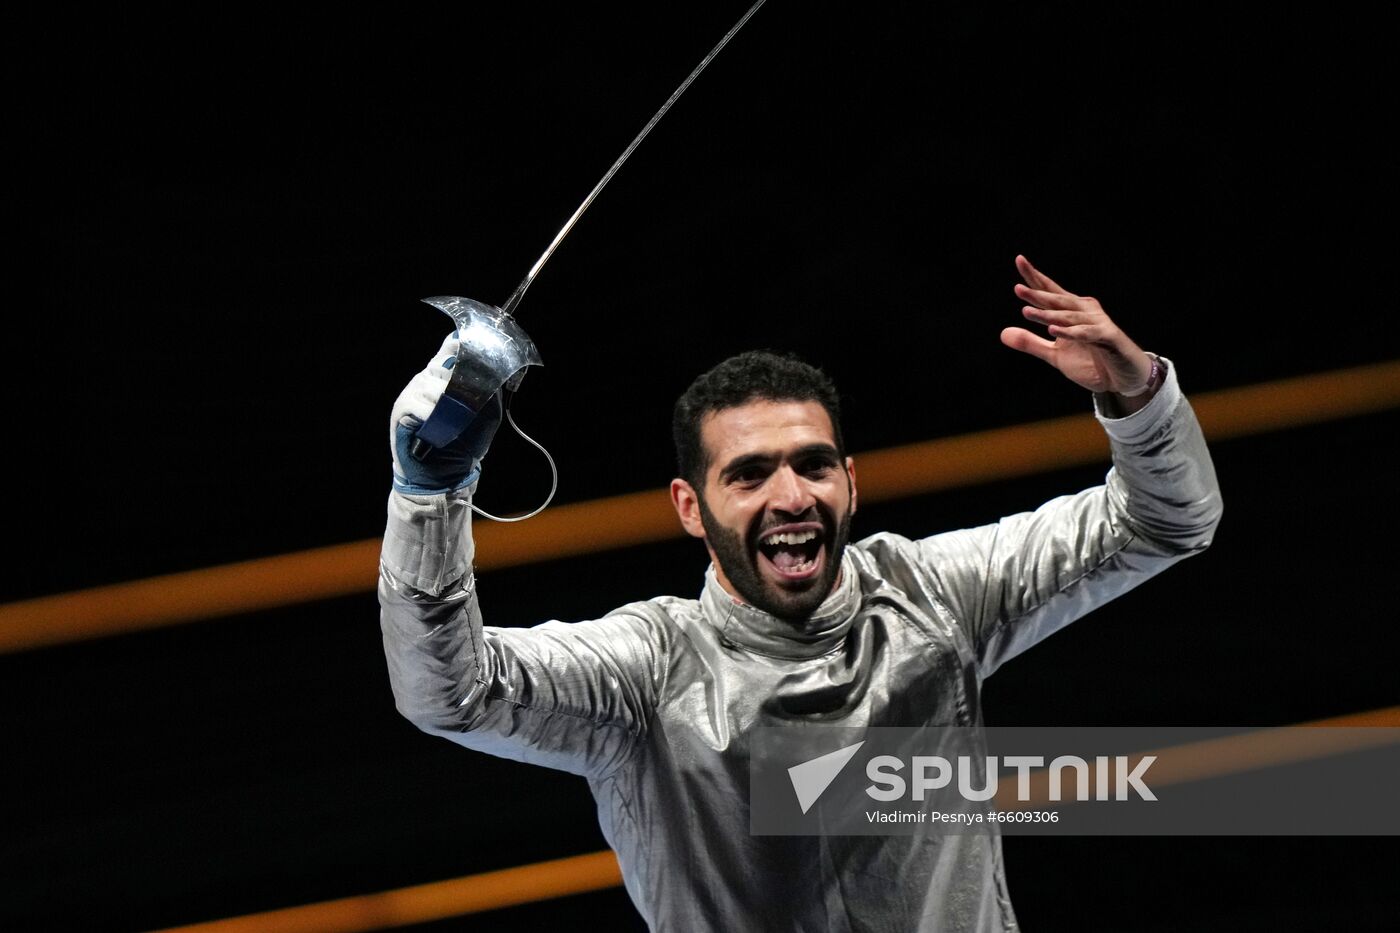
762, 530, 819, 546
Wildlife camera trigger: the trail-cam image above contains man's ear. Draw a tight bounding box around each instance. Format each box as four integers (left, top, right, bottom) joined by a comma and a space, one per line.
846, 456, 858, 516
670, 478, 707, 539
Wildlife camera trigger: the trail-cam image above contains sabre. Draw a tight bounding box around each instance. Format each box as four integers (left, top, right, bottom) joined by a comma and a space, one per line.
410, 0, 770, 522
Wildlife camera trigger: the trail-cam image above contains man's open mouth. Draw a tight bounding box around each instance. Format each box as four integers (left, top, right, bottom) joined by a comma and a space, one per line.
756, 524, 825, 582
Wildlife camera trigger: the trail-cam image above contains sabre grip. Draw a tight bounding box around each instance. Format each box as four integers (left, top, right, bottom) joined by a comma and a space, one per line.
410, 392, 480, 461
390, 339, 505, 495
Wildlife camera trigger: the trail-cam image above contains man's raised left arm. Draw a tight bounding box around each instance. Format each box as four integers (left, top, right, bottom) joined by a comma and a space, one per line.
870, 256, 1223, 676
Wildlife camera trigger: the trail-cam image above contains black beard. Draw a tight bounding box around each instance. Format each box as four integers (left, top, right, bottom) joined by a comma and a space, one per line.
698, 496, 853, 623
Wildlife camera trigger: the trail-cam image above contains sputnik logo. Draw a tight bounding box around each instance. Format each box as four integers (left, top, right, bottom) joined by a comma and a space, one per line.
788, 741, 865, 814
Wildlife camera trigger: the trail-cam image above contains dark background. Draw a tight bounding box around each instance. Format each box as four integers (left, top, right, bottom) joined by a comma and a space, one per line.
7, 2, 1396, 930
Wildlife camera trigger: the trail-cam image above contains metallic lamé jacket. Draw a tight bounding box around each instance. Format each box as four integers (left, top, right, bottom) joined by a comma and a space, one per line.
379, 360, 1222, 932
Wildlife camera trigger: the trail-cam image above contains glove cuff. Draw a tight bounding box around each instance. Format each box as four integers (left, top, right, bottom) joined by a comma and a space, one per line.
391, 464, 481, 497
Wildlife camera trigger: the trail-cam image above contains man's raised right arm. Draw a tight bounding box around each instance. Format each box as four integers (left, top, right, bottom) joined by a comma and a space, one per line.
378, 337, 666, 779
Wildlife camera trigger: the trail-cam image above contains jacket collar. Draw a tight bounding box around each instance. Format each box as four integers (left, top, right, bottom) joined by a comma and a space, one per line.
700, 552, 859, 659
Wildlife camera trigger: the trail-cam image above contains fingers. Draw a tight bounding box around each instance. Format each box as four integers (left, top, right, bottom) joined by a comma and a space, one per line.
1016, 255, 1072, 295
1044, 322, 1111, 343
1020, 301, 1098, 328
432, 331, 462, 373
1015, 283, 1096, 311
396, 368, 450, 422
1000, 326, 1057, 365
1016, 279, 1110, 345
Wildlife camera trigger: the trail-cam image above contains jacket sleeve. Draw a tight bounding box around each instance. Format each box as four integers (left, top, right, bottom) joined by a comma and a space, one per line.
874, 357, 1223, 677
378, 484, 668, 778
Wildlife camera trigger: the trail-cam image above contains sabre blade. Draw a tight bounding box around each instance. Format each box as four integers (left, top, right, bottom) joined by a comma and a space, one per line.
500, 0, 769, 317
415, 1, 769, 522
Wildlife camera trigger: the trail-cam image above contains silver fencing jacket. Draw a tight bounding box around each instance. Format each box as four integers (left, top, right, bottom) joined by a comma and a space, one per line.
380, 360, 1222, 931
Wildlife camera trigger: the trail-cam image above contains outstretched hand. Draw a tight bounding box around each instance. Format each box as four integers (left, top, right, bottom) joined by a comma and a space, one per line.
1000, 255, 1154, 397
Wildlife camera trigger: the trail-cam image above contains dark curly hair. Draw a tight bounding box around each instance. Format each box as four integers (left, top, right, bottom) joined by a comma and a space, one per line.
672, 351, 845, 489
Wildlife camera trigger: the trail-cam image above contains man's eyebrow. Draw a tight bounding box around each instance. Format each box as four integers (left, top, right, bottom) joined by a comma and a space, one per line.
718, 452, 777, 482
789, 443, 841, 463
717, 444, 840, 481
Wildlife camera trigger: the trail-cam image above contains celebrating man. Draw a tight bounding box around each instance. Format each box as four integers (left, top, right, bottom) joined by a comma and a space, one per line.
379, 256, 1223, 930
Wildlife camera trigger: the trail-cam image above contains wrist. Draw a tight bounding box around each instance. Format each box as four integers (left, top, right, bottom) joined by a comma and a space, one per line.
392, 463, 480, 497
1118, 353, 1163, 399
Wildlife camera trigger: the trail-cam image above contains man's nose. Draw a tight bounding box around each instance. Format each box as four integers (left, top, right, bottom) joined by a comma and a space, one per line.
769, 466, 816, 515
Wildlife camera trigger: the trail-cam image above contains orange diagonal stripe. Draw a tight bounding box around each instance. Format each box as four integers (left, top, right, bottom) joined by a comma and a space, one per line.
149, 850, 623, 933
